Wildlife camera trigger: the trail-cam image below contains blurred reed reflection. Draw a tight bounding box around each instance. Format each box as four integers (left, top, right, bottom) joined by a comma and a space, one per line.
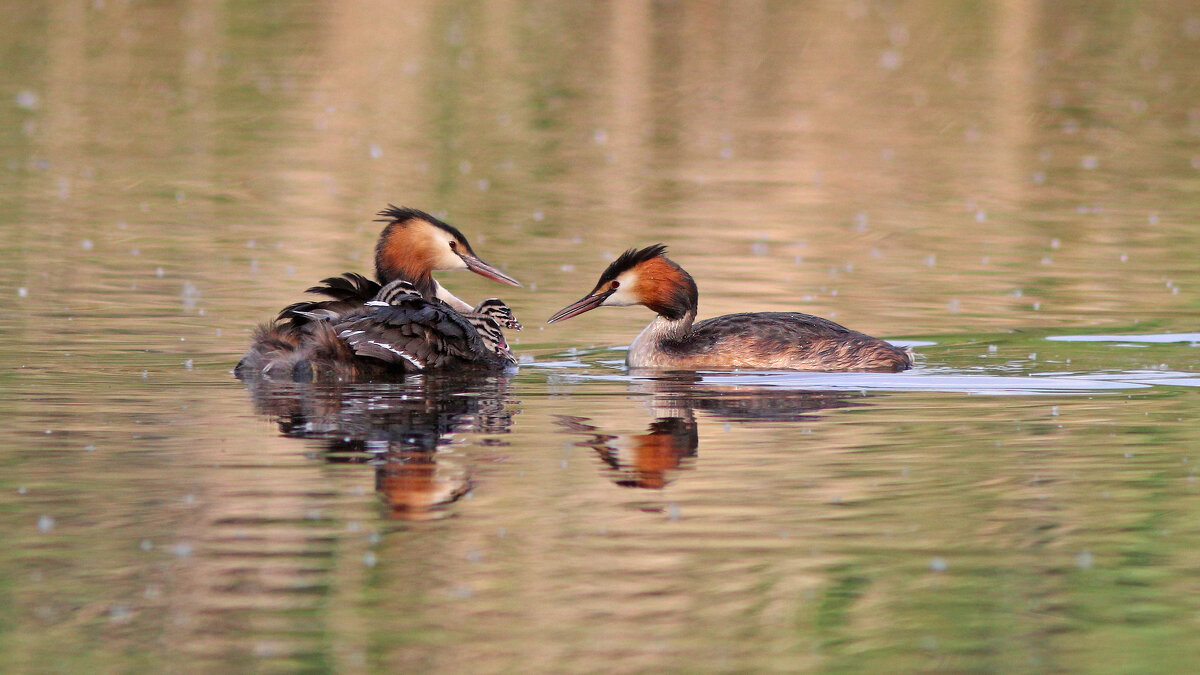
240, 372, 516, 520
558, 374, 861, 489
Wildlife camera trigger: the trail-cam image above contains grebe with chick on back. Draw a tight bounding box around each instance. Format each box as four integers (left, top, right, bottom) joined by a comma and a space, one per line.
237, 206, 522, 381
547, 244, 912, 372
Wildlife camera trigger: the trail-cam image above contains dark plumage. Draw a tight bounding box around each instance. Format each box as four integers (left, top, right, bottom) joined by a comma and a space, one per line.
238, 280, 512, 381
277, 273, 383, 330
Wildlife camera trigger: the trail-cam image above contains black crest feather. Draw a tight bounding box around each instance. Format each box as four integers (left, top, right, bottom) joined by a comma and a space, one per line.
598, 244, 668, 285
374, 204, 469, 245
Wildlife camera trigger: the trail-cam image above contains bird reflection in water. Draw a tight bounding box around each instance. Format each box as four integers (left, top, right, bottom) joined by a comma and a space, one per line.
240, 372, 516, 519
556, 374, 861, 489
557, 415, 699, 489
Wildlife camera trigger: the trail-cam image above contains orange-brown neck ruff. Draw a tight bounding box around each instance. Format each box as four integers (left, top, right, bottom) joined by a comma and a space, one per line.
632, 257, 697, 321
374, 222, 438, 298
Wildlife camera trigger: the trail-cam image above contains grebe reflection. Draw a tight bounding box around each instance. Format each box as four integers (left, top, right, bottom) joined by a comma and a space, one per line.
555, 376, 861, 490
241, 372, 516, 520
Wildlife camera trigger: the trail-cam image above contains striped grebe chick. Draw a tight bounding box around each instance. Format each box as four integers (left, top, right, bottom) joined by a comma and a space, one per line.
547, 245, 911, 372
237, 206, 521, 381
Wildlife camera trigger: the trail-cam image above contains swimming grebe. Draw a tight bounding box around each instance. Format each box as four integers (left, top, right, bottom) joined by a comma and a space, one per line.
237, 207, 521, 380
546, 244, 912, 372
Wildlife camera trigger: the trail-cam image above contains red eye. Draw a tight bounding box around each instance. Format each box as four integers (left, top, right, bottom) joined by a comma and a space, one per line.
449, 241, 458, 250
611, 281, 620, 289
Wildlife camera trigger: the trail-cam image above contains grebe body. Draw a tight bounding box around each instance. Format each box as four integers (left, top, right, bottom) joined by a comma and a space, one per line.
237, 207, 521, 381
548, 245, 911, 372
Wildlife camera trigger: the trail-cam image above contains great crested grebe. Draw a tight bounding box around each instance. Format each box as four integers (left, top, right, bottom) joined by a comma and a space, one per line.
237, 206, 522, 381
547, 244, 912, 372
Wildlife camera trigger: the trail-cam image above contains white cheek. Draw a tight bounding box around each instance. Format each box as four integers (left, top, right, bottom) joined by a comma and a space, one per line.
432, 231, 467, 270
443, 248, 468, 269
602, 286, 638, 307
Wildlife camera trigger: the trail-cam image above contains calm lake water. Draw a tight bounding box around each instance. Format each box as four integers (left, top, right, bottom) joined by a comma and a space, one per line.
4, 2, 1200, 673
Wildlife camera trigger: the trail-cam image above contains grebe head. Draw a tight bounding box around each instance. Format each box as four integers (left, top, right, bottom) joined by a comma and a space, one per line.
373, 205, 520, 288
547, 244, 697, 323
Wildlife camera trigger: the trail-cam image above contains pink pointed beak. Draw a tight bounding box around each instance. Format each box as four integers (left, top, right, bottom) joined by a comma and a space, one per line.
546, 288, 615, 323
460, 253, 521, 287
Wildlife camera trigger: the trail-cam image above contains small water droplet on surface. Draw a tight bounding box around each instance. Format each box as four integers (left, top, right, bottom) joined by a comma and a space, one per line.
930, 557, 947, 572
667, 503, 681, 521
140, 539, 153, 551
854, 212, 868, 231
363, 552, 377, 568
17, 287, 27, 297
38, 515, 55, 532
16, 90, 39, 109
108, 604, 132, 624
1075, 550, 1094, 569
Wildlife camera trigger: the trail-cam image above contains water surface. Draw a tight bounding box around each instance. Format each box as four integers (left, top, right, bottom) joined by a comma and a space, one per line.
3, 2, 1200, 673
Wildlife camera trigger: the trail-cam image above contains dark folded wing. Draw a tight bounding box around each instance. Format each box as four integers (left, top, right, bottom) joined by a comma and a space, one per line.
277, 273, 383, 327
332, 294, 490, 371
